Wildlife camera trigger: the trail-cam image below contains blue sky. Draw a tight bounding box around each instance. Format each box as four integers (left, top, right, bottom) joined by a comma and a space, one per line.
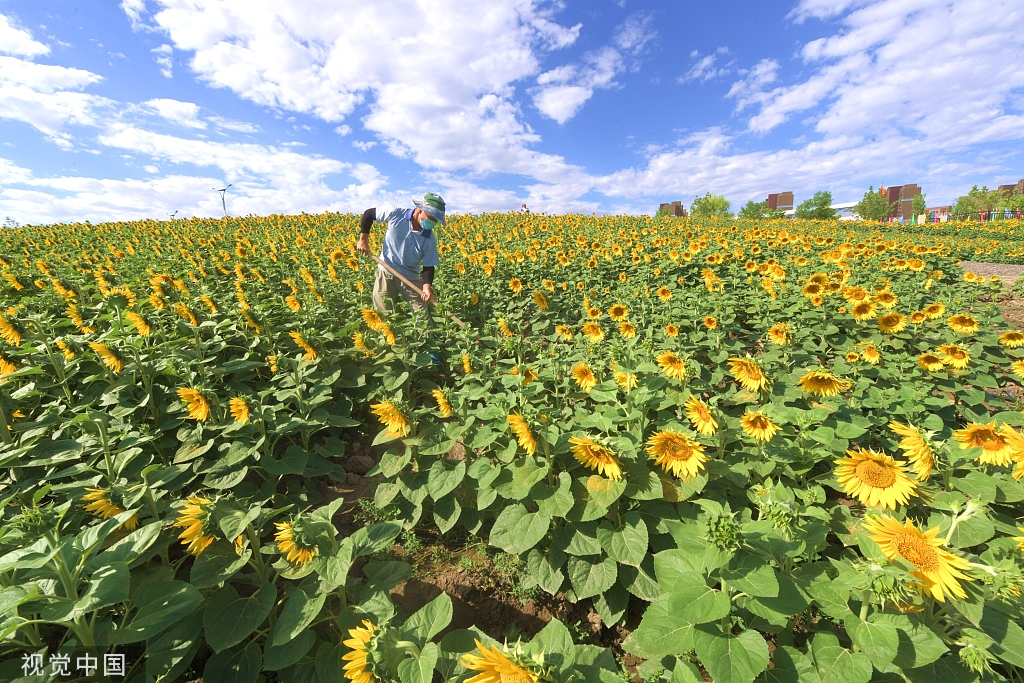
1, 0, 1022, 223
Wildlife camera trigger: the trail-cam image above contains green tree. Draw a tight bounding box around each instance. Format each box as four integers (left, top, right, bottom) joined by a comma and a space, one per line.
654, 205, 672, 218
911, 193, 927, 217
794, 191, 837, 220
738, 200, 786, 219
998, 188, 1024, 215
690, 193, 732, 219
854, 186, 892, 222
952, 185, 1001, 220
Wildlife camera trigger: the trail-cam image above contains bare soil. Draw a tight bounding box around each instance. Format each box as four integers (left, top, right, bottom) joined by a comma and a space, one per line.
960, 261, 1024, 284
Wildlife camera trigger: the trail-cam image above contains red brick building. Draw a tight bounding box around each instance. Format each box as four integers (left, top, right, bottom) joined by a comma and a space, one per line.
767, 192, 794, 212
883, 183, 921, 219
998, 179, 1024, 195
658, 201, 688, 217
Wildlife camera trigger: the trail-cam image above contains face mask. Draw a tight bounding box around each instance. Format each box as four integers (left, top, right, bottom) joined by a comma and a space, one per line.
419, 215, 437, 231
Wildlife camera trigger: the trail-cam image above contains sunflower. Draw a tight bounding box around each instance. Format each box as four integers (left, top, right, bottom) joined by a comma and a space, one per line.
947, 314, 979, 334
646, 429, 707, 480
572, 363, 598, 392
613, 370, 638, 390
845, 351, 860, 363
619, 321, 637, 338
462, 640, 540, 683
851, 301, 878, 321
555, 325, 573, 341
684, 396, 718, 435
82, 488, 138, 530
924, 302, 946, 319
521, 367, 539, 386
497, 318, 514, 338
89, 342, 123, 374
581, 321, 604, 343
371, 401, 410, 439
508, 278, 523, 294
229, 397, 250, 424
863, 515, 972, 602
609, 303, 628, 321
174, 303, 198, 326
569, 436, 622, 480
874, 291, 899, 308
728, 357, 769, 392
342, 620, 379, 683
1000, 331, 1024, 348
0, 317, 21, 346
55, 339, 75, 360
290, 331, 318, 360
767, 323, 790, 346
285, 295, 301, 312
657, 351, 687, 381
797, 370, 851, 397
917, 353, 945, 371
834, 448, 916, 509
173, 495, 215, 556
740, 411, 780, 442
664, 323, 679, 337
274, 521, 318, 565
952, 422, 1013, 466
877, 312, 907, 334
587, 307, 602, 319
1012, 360, 1024, 380
657, 286, 672, 301
177, 387, 210, 422
532, 291, 548, 310
703, 316, 718, 330
810, 295, 825, 306
124, 312, 151, 336
1014, 527, 1024, 551
428, 388, 453, 418
353, 332, 373, 356
909, 311, 926, 324
937, 344, 970, 370
507, 412, 537, 456
889, 421, 934, 481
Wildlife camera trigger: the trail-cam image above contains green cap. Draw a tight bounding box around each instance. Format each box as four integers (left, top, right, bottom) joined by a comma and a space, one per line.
414, 192, 446, 224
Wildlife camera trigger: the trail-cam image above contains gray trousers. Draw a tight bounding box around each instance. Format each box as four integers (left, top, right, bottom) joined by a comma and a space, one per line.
372, 267, 426, 313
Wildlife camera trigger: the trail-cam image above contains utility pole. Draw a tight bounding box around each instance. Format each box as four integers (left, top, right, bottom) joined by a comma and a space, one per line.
213, 184, 232, 217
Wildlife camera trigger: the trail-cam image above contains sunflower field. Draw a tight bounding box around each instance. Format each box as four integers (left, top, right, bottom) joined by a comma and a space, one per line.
1, 212, 1024, 683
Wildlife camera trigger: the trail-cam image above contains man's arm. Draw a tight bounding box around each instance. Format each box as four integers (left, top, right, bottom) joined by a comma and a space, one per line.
356, 208, 375, 254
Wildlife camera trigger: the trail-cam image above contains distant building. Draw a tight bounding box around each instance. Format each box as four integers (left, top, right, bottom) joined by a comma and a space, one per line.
998, 179, 1024, 196
831, 201, 859, 220
767, 192, 794, 212
659, 201, 688, 217
883, 183, 921, 220
926, 206, 951, 222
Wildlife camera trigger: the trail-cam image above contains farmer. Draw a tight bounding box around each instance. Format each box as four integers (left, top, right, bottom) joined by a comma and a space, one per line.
356, 192, 445, 314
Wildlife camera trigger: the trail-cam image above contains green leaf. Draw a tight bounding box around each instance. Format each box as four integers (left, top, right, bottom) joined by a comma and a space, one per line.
872, 613, 948, 669
848, 618, 899, 669
597, 512, 648, 567
204, 582, 277, 653
665, 523, 732, 574
619, 555, 661, 601
351, 521, 403, 557
904, 656, 980, 683
315, 641, 347, 683
108, 580, 203, 644
74, 562, 129, 616
756, 645, 820, 683
427, 460, 466, 501
272, 588, 327, 646
432, 493, 461, 534
145, 607, 203, 680
666, 571, 730, 624
204, 641, 262, 683
593, 582, 629, 626
693, 625, 770, 683
536, 471, 574, 517
495, 458, 548, 500
264, 630, 317, 672
403, 592, 453, 644
526, 547, 566, 595
89, 522, 162, 570
553, 520, 602, 556
190, 542, 252, 589
489, 504, 551, 554
398, 642, 440, 683
719, 555, 779, 598
809, 632, 871, 683
623, 597, 695, 659
746, 574, 811, 624
979, 607, 1024, 668
567, 555, 618, 600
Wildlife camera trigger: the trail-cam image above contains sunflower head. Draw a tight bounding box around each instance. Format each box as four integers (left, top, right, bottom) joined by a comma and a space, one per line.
863, 515, 972, 602
571, 363, 598, 392
173, 494, 216, 556
274, 514, 333, 566
953, 422, 1013, 466
570, 436, 622, 481
728, 357, 769, 393
947, 314, 979, 334
796, 370, 851, 397
656, 350, 687, 381
646, 429, 707, 480
461, 639, 547, 683
834, 448, 916, 510
608, 303, 628, 321
371, 401, 410, 439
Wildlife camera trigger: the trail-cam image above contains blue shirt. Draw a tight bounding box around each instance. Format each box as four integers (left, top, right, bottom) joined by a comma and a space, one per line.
375, 207, 441, 282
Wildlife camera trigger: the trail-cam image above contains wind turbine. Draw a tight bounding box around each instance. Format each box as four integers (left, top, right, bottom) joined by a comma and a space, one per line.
213, 184, 232, 217
167, 210, 178, 221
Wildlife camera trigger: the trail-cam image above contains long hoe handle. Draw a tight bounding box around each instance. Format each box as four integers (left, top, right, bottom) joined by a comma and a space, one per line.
363, 252, 467, 329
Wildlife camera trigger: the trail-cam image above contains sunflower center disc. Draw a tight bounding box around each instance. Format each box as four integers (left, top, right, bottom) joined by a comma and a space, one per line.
895, 533, 940, 571
854, 459, 897, 488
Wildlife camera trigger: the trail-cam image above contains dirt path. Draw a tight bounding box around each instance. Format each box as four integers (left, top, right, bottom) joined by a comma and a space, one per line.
960, 261, 1024, 283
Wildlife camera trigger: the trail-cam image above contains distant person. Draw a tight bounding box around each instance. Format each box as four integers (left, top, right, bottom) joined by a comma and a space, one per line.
520, 203, 529, 214
356, 192, 445, 313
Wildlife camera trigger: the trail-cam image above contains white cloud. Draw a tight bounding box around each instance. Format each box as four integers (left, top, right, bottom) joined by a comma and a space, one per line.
531, 13, 657, 124
142, 98, 207, 128
681, 47, 732, 83
352, 140, 377, 151
0, 13, 50, 57
152, 43, 173, 78
143, 165, 159, 173
334, 124, 351, 136
207, 116, 260, 133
